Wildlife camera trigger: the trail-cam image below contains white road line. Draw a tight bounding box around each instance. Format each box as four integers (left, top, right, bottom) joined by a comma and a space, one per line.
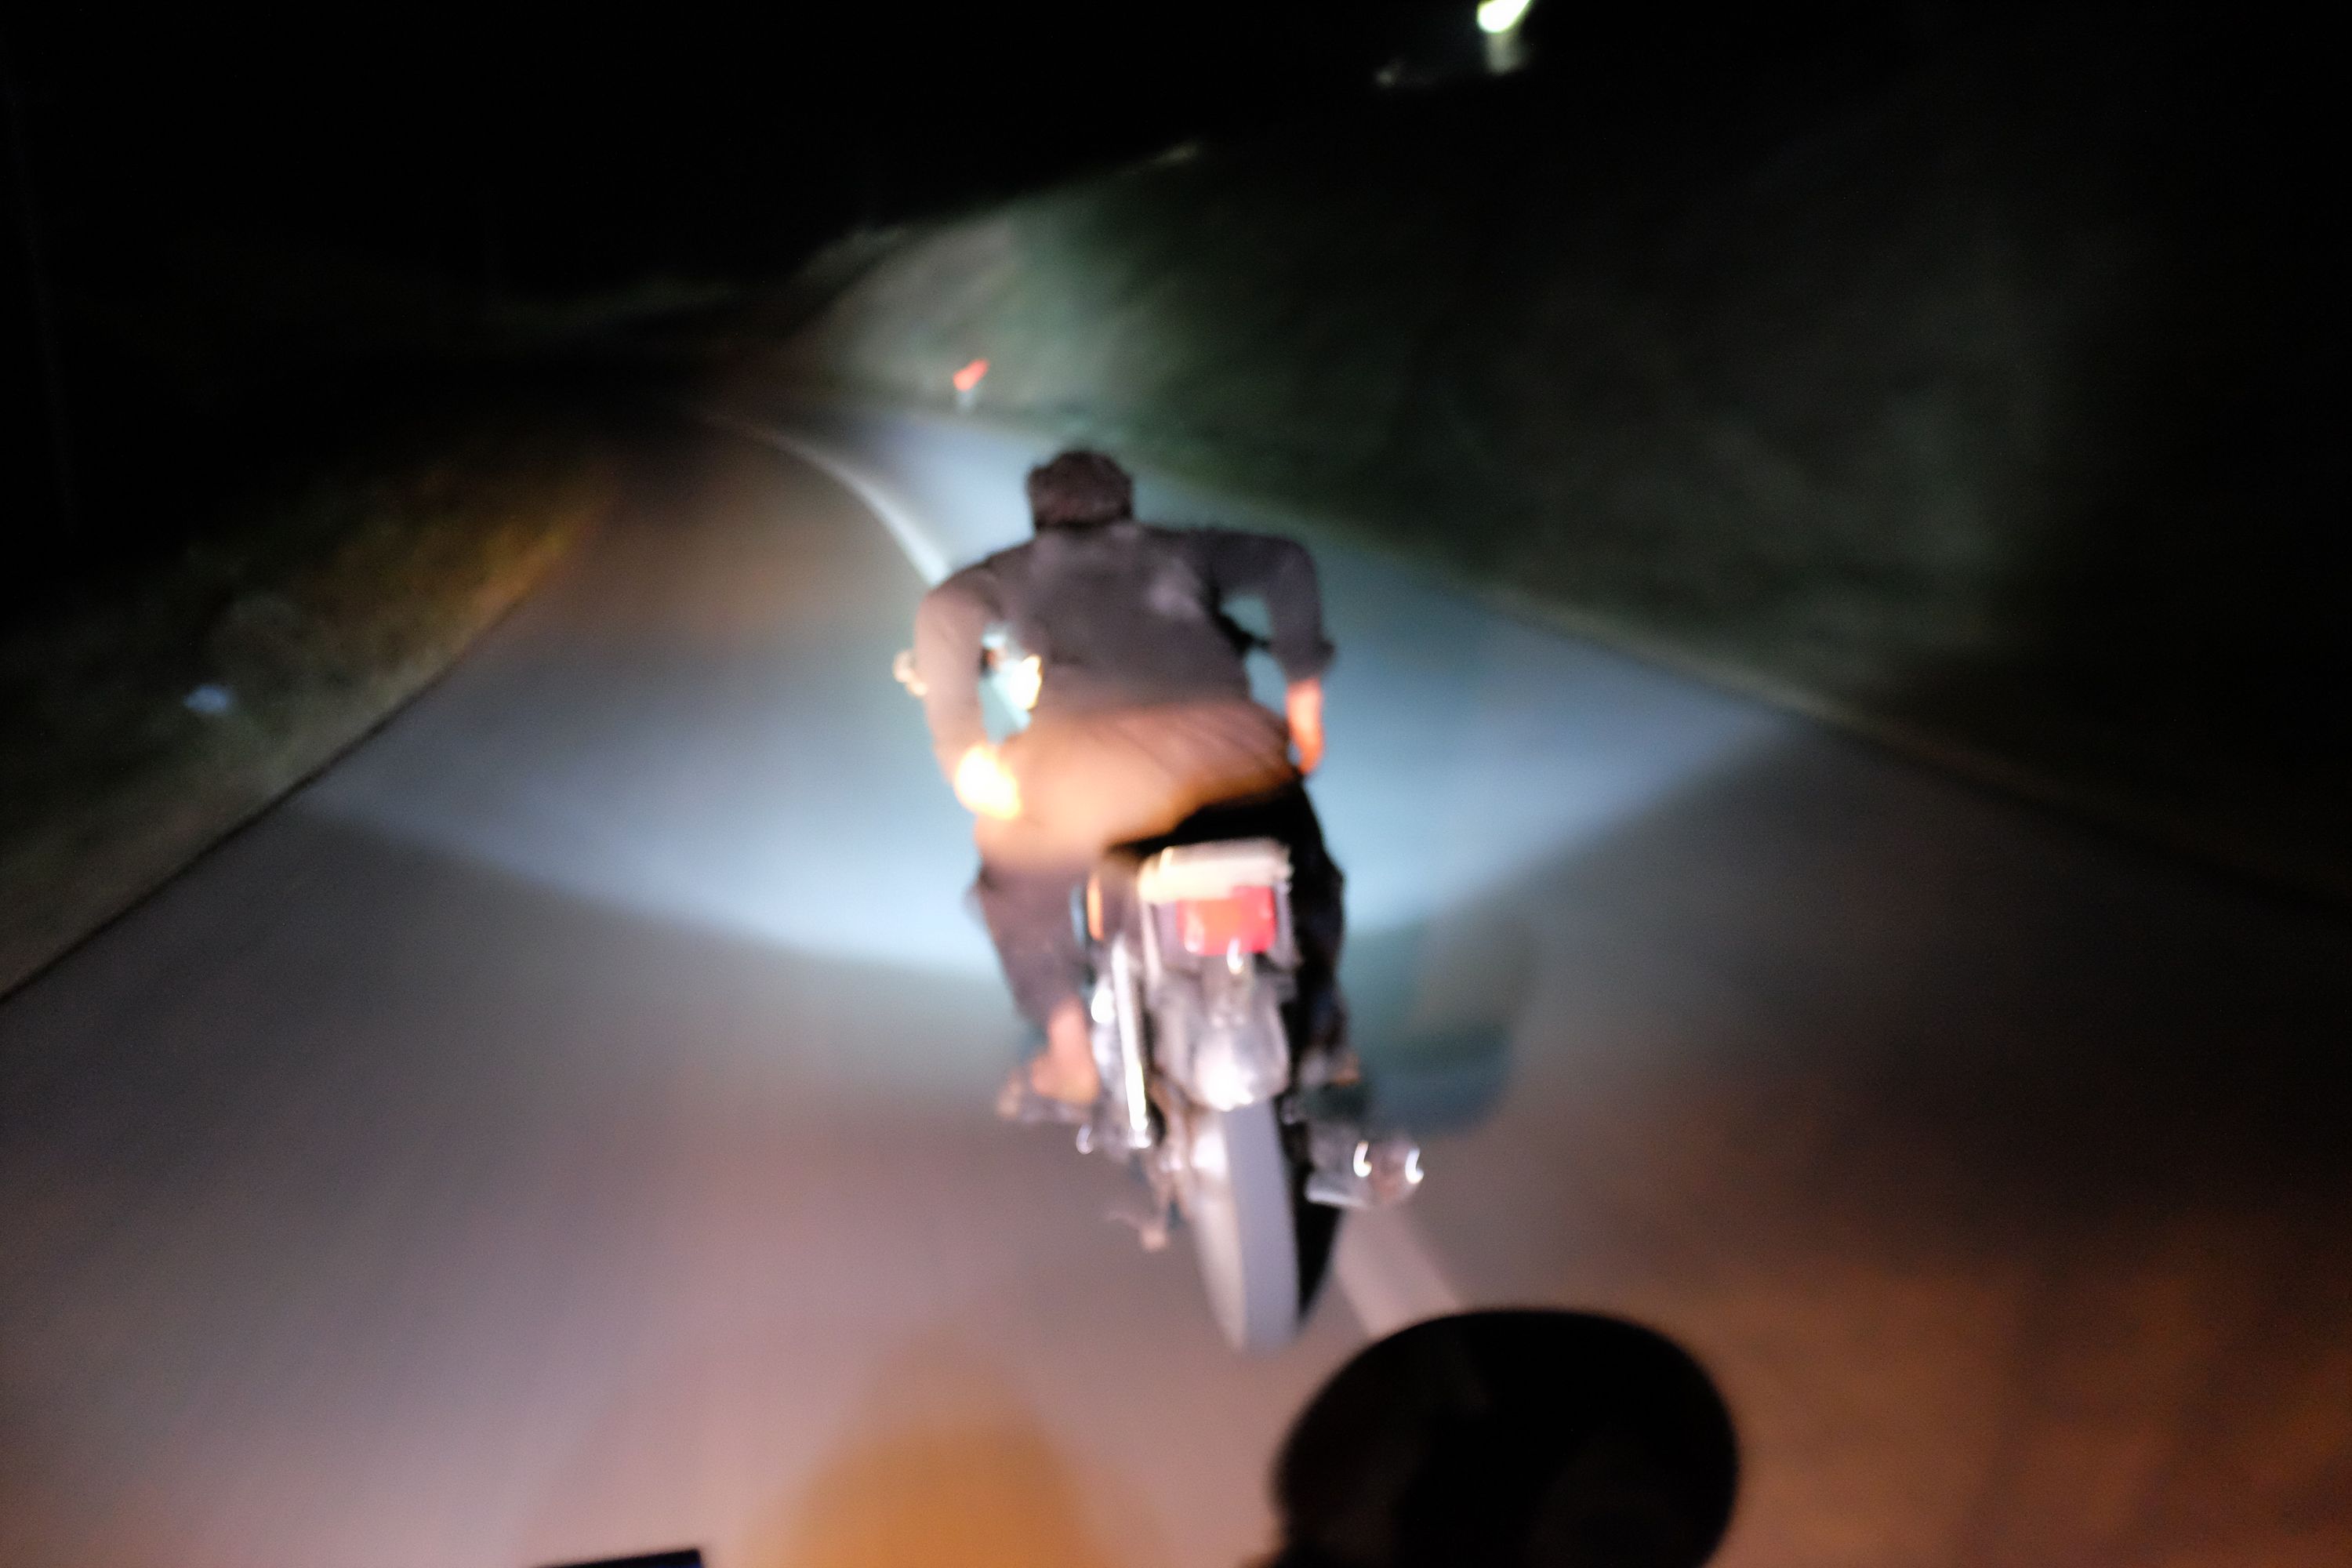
698, 406, 951, 584
1331, 1207, 1467, 1339
706, 405, 1470, 1345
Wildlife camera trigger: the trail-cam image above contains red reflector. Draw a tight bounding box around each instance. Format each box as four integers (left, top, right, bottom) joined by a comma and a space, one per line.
1178, 887, 1279, 956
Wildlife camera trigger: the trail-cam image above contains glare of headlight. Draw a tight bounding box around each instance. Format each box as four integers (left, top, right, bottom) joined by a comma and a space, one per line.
998, 653, 1042, 713
1476, 0, 1532, 34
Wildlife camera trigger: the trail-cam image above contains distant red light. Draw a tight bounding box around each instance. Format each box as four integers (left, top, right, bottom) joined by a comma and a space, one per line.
953, 358, 989, 394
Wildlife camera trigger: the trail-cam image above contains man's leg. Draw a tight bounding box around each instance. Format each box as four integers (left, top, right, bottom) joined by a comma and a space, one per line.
971, 857, 1100, 1104
1269, 787, 1350, 1068
975, 700, 1294, 1105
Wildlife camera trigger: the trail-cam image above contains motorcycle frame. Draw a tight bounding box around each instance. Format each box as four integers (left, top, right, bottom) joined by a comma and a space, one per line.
1087, 852, 1303, 1211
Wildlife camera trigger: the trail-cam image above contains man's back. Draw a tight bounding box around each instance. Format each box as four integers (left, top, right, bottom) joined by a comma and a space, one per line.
913, 519, 1333, 777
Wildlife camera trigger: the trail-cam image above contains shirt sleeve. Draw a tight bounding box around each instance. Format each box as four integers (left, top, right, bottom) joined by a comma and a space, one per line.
913, 562, 1000, 779
1193, 528, 1335, 683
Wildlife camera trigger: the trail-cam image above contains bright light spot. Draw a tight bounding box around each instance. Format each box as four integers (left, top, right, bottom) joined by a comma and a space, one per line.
183, 682, 237, 717
1476, 0, 1531, 34
952, 358, 989, 394
996, 653, 1041, 713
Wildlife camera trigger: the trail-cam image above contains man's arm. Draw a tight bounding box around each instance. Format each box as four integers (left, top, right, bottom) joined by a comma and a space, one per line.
1192, 528, 1335, 684
912, 564, 998, 782
1195, 528, 1334, 771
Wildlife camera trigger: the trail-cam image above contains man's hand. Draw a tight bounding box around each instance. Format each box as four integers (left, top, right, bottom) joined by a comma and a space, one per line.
1285, 677, 1326, 775
953, 743, 1023, 820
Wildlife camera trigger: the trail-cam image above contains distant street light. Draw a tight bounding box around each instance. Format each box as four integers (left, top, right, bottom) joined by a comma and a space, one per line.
953, 357, 989, 411
1475, 0, 1533, 34
1476, 0, 1534, 74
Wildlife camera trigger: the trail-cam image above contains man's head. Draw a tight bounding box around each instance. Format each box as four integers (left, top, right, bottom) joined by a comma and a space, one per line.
1026, 450, 1134, 531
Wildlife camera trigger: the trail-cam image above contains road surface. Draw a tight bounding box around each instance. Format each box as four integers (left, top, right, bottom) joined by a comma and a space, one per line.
3, 400, 2347, 1567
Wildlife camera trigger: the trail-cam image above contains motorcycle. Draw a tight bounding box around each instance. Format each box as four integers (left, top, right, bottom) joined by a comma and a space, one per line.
896, 640, 1423, 1351
1080, 804, 1422, 1349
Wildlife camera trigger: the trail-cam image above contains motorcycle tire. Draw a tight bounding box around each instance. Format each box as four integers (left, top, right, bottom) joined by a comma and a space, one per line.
1185, 1098, 1303, 1352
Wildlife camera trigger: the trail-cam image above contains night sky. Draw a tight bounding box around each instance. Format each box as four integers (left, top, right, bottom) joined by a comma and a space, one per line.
1, 3, 1425, 568
0, 4, 2325, 586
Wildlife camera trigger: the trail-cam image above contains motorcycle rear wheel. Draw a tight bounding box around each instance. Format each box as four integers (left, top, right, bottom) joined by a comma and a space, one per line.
1185, 1098, 1302, 1352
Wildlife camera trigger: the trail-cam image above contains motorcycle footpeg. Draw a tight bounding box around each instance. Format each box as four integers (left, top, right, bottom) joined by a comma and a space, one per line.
1074, 1095, 1151, 1157
1303, 1126, 1425, 1209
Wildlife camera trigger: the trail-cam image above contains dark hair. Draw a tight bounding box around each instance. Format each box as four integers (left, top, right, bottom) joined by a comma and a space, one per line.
1026, 450, 1134, 529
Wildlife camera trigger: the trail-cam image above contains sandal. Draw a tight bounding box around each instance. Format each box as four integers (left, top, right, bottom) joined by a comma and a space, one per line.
996, 1063, 1093, 1125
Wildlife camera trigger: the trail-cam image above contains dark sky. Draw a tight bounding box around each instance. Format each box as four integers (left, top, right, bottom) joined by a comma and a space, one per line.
5, 5, 1436, 292
2, 2, 1492, 568
4, 3, 1953, 291
4, 2, 2317, 580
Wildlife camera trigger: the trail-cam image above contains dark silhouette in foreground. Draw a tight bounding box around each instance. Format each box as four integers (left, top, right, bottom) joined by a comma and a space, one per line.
1269, 1311, 1738, 1568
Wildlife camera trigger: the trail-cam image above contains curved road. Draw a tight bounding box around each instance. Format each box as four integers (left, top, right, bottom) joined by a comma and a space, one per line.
3, 404, 2347, 1567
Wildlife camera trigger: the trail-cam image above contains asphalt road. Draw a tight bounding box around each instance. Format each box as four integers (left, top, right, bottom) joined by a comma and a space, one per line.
4, 402, 2347, 1568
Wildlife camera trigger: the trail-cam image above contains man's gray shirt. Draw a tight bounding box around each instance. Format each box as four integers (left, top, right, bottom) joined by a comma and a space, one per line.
913, 521, 1334, 777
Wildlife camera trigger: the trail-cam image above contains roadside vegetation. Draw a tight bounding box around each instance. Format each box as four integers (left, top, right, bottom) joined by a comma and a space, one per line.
768, 17, 2342, 900
0, 219, 662, 996
0, 420, 606, 995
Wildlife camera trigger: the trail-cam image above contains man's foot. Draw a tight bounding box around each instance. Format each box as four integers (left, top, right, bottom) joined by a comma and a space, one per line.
996, 1065, 1090, 1124
1030, 998, 1102, 1106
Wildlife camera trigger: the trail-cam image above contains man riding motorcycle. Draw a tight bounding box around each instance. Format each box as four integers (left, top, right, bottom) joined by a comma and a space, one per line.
912, 451, 1343, 1109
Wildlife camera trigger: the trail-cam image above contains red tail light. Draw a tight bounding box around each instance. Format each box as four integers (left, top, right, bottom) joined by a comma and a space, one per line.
1177, 886, 1279, 956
